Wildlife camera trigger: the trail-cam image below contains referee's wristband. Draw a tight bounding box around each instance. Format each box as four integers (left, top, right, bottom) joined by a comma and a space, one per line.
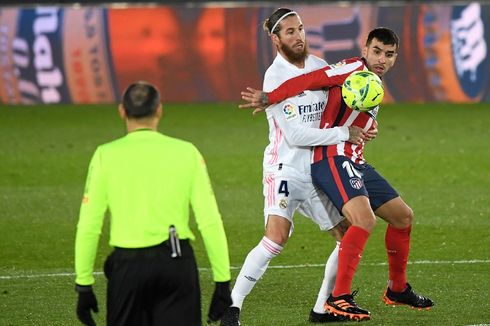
75, 284, 93, 293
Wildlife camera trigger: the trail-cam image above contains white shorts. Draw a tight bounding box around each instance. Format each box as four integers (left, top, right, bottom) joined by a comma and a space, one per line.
263, 166, 343, 232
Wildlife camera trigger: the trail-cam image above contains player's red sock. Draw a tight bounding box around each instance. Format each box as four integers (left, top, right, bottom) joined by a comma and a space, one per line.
332, 226, 370, 297
385, 224, 411, 292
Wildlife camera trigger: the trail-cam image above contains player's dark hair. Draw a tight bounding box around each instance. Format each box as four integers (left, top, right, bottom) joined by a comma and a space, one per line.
263, 8, 295, 35
122, 81, 161, 118
366, 27, 400, 50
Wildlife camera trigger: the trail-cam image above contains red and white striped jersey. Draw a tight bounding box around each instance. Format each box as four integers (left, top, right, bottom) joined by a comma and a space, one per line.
266, 57, 379, 164
312, 86, 378, 164
263, 53, 349, 176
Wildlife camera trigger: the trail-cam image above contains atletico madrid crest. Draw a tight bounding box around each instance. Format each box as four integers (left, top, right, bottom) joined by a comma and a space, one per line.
349, 178, 363, 190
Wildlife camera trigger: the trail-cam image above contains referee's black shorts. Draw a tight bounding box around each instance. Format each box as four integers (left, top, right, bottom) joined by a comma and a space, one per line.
104, 240, 201, 326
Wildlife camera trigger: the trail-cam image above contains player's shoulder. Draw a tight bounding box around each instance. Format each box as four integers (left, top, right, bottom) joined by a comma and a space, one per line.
343, 56, 364, 65
263, 70, 283, 91
327, 56, 364, 68
307, 54, 328, 67
264, 60, 289, 90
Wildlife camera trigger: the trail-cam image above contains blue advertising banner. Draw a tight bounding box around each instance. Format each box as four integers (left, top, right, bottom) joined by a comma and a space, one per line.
0, 7, 117, 104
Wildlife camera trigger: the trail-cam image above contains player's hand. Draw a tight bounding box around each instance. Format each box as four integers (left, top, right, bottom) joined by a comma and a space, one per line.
207, 281, 232, 323
348, 126, 368, 145
364, 126, 378, 141
75, 284, 99, 326
239, 87, 269, 114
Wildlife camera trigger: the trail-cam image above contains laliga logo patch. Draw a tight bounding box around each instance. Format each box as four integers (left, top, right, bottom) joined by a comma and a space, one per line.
350, 177, 363, 190
279, 199, 288, 209
282, 103, 297, 121
328, 61, 347, 69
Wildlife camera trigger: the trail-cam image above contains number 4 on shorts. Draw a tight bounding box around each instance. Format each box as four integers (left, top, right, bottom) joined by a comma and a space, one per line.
279, 180, 289, 197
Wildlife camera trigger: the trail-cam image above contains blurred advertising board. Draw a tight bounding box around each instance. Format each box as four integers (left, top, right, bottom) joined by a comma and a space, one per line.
0, 2, 488, 104
0, 7, 117, 104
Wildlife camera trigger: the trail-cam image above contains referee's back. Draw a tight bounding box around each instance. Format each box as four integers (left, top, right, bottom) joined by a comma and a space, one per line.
74, 81, 231, 326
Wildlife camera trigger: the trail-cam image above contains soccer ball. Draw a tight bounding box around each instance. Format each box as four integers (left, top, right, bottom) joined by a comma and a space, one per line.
342, 70, 384, 112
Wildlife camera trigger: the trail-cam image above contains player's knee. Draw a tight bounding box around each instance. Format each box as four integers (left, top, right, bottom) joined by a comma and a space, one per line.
402, 206, 413, 227
264, 229, 289, 246
265, 215, 291, 246
361, 214, 377, 232
347, 211, 376, 232
391, 206, 413, 228
342, 199, 376, 232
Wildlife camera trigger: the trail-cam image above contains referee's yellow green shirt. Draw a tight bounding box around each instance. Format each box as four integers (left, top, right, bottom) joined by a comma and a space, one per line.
75, 129, 230, 285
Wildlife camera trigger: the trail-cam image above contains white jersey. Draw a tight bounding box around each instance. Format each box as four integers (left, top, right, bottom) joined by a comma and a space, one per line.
261, 53, 345, 230
263, 53, 348, 178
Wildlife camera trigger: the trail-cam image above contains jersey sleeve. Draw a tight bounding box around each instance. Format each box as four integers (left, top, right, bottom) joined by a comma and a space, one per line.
75, 147, 108, 285
268, 103, 349, 146
268, 58, 365, 104
190, 147, 231, 282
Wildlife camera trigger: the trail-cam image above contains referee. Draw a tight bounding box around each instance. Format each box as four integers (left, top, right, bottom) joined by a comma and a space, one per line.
74, 81, 232, 325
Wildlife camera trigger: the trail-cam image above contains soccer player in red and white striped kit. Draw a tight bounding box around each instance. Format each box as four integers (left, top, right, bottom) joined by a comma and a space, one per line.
240, 27, 434, 321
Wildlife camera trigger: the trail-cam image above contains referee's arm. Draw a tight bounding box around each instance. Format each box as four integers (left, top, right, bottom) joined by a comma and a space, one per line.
190, 147, 231, 282
75, 147, 108, 286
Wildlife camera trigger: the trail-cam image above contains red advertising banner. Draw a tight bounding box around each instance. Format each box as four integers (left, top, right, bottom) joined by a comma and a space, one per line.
108, 7, 261, 102
0, 3, 488, 105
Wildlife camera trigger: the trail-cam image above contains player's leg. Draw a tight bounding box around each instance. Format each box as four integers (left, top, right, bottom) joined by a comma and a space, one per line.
221, 216, 289, 326
312, 220, 347, 314
229, 215, 289, 310
312, 157, 374, 321
375, 197, 412, 292
299, 189, 348, 322
364, 164, 433, 309
221, 173, 301, 326
335, 196, 375, 295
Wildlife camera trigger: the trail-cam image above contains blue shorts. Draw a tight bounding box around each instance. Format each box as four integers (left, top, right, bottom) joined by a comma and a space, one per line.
311, 156, 399, 213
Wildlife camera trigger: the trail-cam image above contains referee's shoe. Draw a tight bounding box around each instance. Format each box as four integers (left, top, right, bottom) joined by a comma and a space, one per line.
220, 306, 240, 326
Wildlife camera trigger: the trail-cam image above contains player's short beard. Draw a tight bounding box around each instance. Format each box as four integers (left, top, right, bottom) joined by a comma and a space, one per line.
280, 40, 309, 64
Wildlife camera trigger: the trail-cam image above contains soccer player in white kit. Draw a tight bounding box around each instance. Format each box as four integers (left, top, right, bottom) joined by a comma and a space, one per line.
220, 8, 373, 325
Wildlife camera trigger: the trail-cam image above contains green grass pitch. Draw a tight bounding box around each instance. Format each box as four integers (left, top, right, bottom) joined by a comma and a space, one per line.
0, 102, 489, 325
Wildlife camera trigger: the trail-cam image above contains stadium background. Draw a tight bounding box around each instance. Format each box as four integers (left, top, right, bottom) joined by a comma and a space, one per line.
0, 2, 488, 104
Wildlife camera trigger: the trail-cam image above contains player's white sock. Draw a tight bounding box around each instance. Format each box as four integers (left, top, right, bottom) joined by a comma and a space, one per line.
313, 241, 340, 314
231, 236, 283, 309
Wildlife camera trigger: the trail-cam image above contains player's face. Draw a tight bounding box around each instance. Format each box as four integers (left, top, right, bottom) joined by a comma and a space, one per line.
274, 15, 308, 64
362, 38, 398, 77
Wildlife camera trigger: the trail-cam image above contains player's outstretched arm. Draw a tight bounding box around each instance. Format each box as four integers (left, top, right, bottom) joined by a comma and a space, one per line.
239, 87, 269, 114
266, 58, 365, 104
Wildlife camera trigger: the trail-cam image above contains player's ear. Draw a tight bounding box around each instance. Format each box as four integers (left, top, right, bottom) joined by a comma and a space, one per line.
362, 46, 368, 57
118, 104, 127, 120
271, 33, 280, 47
